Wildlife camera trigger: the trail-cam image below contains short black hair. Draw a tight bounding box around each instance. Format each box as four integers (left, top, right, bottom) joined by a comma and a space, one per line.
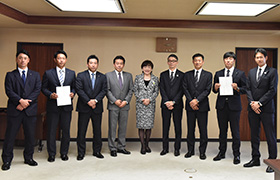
54, 50, 67, 59
141, 60, 154, 69
113, 55, 125, 64
192, 53, 204, 60
167, 54, 178, 61
87, 55, 99, 63
254, 48, 267, 57
223, 52, 236, 60
16, 49, 30, 59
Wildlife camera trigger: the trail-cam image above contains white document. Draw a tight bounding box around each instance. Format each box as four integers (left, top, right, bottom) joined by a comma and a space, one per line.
219, 77, 233, 96
56, 86, 71, 106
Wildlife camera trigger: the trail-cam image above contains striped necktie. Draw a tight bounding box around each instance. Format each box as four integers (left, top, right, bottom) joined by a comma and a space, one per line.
59, 69, 64, 85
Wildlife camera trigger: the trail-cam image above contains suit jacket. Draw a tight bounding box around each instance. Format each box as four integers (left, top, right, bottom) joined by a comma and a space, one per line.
76, 70, 107, 114
183, 69, 212, 112
106, 70, 133, 111
159, 69, 184, 110
5, 69, 41, 117
213, 68, 246, 111
247, 66, 278, 113
41, 68, 76, 112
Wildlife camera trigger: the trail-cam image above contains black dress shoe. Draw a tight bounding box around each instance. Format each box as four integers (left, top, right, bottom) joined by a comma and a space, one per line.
160, 150, 169, 156
24, 159, 38, 166
174, 150, 180, 157
146, 146, 151, 153
77, 154, 84, 161
110, 150, 117, 157
266, 166, 274, 173
1, 162, 11, 171
93, 152, 104, 159
213, 152, 225, 161
243, 159, 260, 167
233, 156, 240, 165
117, 149, 131, 155
184, 151, 194, 158
61, 154, 69, 161
200, 153, 207, 160
48, 155, 55, 162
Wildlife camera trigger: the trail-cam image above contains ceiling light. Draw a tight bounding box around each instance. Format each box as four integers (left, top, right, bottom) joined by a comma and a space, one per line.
196, 2, 279, 16
45, 0, 125, 13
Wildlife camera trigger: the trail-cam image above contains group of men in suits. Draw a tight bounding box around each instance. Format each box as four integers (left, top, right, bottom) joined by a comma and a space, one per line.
1, 48, 277, 174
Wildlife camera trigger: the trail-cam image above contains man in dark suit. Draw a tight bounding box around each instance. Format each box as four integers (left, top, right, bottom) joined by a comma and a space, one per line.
106, 55, 133, 157
183, 53, 212, 160
212, 52, 246, 165
243, 48, 277, 173
42, 50, 76, 162
76, 55, 107, 161
1, 50, 41, 171
159, 54, 184, 157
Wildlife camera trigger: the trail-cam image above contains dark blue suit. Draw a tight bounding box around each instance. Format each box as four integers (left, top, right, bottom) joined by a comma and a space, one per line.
41, 68, 76, 157
2, 69, 41, 163
159, 69, 184, 151
247, 66, 278, 159
76, 70, 107, 155
183, 69, 212, 154
213, 68, 246, 156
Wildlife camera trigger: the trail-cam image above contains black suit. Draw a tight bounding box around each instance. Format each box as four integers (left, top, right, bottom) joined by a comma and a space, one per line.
159, 69, 184, 151
183, 69, 212, 154
213, 68, 246, 156
247, 66, 277, 159
2, 69, 41, 163
76, 70, 107, 155
41, 67, 76, 157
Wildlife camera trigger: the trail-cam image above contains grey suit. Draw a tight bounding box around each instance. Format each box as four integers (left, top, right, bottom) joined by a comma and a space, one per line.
106, 70, 133, 151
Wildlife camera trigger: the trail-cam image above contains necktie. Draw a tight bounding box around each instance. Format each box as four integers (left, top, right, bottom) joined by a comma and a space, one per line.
59, 69, 64, 85
22, 70, 26, 85
118, 72, 123, 88
194, 70, 199, 87
257, 68, 262, 82
170, 72, 174, 82
91, 73, 95, 89
226, 69, 230, 77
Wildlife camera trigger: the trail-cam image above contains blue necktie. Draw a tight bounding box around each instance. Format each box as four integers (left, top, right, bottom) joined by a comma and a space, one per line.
59, 69, 64, 85
92, 73, 95, 89
22, 70, 26, 85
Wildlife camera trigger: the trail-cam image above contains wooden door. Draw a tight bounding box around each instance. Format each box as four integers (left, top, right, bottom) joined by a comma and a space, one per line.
236, 48, 278, 141
17, 42, 63, 139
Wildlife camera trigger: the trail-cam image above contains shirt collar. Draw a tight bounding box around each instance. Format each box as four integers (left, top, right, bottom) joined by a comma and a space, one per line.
258, 64, 267, 71
56, 66, 66, 73
194, 68, 202, 74
169, 68, 177, 74
18, 67, 28, 73
225, 66, 235, 74
115, 70, 123, 75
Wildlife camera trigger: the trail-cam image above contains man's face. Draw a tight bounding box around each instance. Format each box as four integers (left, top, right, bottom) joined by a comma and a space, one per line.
224, 57, 235, 69
87, 58, 99, 72
167, 57, 178, 69
193, 56, 204, 70
255, 52, 267, 67
114, 59, 125, 72
54, 53, 67, 69
16, 53, 30, 69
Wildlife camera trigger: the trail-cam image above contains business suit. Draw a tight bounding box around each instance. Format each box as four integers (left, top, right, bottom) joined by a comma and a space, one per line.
159, 69, 184, 152
41, 67, 76, 157
76, 70, 107, 155
2, 69, 41, 163
247, 66, 277, 160
213, 68, 246, 157
106, 70, 133, 151
183, 69, 212, 154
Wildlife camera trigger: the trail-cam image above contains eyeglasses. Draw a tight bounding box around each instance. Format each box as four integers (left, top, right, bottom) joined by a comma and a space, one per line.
168, 60, 178, 63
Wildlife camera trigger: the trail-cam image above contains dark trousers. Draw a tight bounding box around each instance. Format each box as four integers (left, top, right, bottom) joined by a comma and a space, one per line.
217, 103, 241, 156
1, 113, 36, 163
186, 110, 208, 154
161, 108, 182, 151
77, 111, 102, 155
248, 111, 277, 159
47, 109, 72, 156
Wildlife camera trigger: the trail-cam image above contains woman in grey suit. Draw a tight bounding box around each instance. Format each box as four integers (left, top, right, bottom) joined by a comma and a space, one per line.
133, 60, 159, 155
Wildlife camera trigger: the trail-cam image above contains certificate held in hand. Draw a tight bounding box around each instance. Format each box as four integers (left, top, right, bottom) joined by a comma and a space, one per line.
219, 77, 233, 96
56, 86, 71, 106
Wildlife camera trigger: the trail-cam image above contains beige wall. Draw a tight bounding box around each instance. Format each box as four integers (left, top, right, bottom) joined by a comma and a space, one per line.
0, 28, 280, 139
